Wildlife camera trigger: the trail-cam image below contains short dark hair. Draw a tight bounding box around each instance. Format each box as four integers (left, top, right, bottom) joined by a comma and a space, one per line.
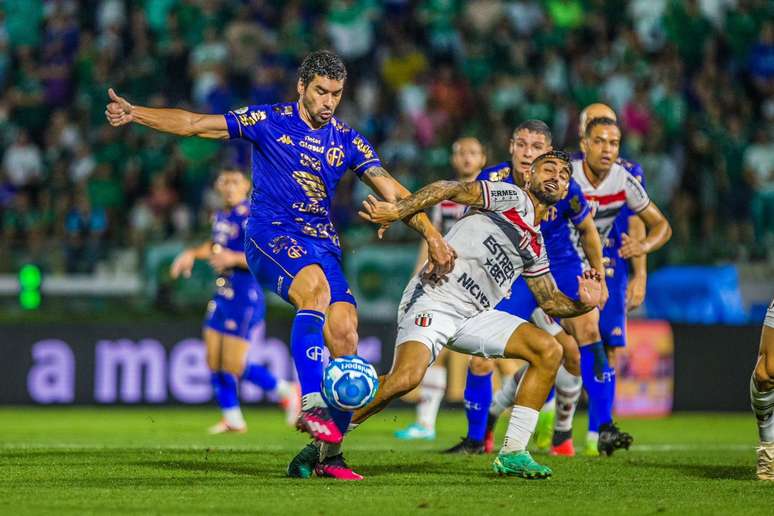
532, 150, 571, 168
584, 117, 618, 138
297, 50, 347, 86
513, 120, 552, 145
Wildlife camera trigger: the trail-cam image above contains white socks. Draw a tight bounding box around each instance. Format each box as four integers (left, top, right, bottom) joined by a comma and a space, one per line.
490, 366, 526, 418
501, 405, 539, 453
554, 365, 582, 432
416, 366, 446, 430
223, 407, 246, 428
751, 376, 774, 442
275, 379, 292, 399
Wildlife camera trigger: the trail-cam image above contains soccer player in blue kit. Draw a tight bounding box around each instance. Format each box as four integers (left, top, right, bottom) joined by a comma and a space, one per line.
106, 51, 455, 480
170, 167, 299, 433
446, 120, 608, 456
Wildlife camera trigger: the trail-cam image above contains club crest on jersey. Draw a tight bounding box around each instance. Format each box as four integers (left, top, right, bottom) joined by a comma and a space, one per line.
414, 313, 433, 327
293, 171, 327, 202
326, 146, 345, 167
287, 244, 306, 259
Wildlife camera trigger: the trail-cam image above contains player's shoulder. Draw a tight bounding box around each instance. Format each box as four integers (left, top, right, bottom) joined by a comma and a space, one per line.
228, 104, 273, 125
616, 156, 643, 177
478, 161, 511, 182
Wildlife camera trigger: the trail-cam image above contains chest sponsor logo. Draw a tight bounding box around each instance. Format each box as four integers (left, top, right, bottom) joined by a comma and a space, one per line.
300, 153, 321, 172
457, 272, 491, 309
326, 147, 345, 167
237, 110, 266, 127
299, 140, 325, 153
482, 235, 516, 287
293, 171, 327, 202
414, 312, 433, 327
277, 134, 294, 146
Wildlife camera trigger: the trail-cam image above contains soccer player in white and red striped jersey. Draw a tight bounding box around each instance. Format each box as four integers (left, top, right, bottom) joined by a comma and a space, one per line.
571, 117, 671, 455
395, 137, 486, 441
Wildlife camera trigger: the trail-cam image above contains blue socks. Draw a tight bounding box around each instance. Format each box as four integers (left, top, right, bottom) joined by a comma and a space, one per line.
464, 370, 493, 442
580, 342, 615, 432
242, 364, 278, 391
211, 372, 239, 409
291, 309, 326, 396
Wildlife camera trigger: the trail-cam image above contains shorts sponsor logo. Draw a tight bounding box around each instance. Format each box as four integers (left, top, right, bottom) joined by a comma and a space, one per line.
225, 320, 237, 331
612, 326, 623, 336
269, 235, 299, 254
306, 346, 324, 361
414, 313, 433, 327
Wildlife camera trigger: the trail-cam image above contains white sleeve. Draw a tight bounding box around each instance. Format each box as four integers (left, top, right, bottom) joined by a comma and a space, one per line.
480, 180, 525, 212
624, 172, 650, 213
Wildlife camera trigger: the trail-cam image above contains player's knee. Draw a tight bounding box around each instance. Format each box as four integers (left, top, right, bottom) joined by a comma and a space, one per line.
754, 358, 774, 390
536, 335, 563, 371
563, 344, 581, 375
469, 356, 494, 375
290, 268, 331, 310
575, 319, 601, 343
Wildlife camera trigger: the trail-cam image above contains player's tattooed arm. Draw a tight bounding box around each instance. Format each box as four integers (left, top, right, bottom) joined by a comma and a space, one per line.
105, 88, 229, 139
575, 214, 608, 308
361, 167, 457, 275
525, 270, 603, 318
358, 179, 483, 224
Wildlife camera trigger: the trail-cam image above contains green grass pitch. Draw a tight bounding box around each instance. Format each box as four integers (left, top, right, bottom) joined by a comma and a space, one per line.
0, 407, 770, 515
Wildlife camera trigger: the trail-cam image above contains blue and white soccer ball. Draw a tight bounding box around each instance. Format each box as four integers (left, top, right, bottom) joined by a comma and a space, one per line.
322, 355, 379, 411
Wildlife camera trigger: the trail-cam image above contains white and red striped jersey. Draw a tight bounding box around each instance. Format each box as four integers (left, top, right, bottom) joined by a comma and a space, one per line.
400, 181, 549, 318
431, 200, 468, 235
571, 159, 650, 242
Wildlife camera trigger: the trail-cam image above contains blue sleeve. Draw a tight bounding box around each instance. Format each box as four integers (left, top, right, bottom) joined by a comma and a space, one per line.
346, 129, 382, 177
566, 180, 590, 226
630, 161, 646, 191
223, 105, 270, 144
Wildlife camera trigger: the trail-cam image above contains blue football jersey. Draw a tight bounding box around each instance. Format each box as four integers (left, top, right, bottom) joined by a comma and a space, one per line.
477, 162, 589, 265
211, 200, 258, 294
224, 102, 382, 255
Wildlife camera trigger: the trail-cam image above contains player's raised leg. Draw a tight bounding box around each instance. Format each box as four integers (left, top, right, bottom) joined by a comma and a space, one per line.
286, 264, 343, 443
493, 322, 563, 479
751, 301, 774, 480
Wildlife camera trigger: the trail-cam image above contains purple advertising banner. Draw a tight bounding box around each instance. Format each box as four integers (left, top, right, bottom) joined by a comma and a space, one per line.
0, 320, 392, 405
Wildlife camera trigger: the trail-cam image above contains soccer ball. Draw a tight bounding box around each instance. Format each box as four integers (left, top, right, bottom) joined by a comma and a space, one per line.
322, 355, 379, 411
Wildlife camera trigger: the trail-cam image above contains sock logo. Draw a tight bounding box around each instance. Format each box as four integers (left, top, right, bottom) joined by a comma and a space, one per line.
594, 370, 615, 383
306, 346, 324, 361
415, 312, 433, 327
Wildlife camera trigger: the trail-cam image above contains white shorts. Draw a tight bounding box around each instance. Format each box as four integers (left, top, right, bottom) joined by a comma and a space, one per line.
531, 307, 563, 336
765, 298, 774, 329
396, 298, 528, 365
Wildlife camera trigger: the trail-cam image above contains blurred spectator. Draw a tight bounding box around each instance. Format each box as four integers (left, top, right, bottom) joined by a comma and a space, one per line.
2, 130, 43, 188
0, 0, 770, 273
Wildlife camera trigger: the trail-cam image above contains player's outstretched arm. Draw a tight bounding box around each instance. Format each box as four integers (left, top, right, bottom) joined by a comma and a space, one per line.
170, 241, 213, 279
619, 203, 672, 259
575, 213, 608, 308
358, 179, 482, 224
360, 167, 463, 275
526, 269, 602, 318
105, 88, 228, 139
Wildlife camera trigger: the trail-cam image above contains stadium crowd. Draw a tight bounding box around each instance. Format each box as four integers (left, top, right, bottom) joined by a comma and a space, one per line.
0, 0, 771, 274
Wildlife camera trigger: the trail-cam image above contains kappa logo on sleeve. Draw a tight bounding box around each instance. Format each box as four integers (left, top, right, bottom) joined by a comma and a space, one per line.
414, 313, 433, 327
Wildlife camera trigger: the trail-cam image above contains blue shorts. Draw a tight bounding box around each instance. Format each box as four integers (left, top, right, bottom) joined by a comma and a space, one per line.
496, 259, 582, 318
244, 220, 356, 306
204, 286, 265, 340
600, 254, 628, 347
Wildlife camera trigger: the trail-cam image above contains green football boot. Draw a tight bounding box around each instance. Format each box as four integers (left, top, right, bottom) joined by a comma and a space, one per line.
492, 450, 552, 479
287, 442, 318, 478
532, 407, 555, 451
